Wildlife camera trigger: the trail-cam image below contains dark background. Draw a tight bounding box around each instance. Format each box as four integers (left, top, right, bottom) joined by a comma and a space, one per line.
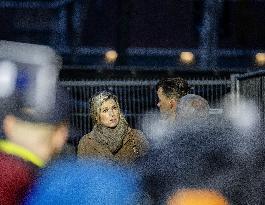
0, 0, 264, 77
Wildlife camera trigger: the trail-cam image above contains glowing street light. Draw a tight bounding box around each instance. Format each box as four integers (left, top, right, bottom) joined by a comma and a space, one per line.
105, 50, 118, 63
255, 53, 265, 66
179, 52, 195, 65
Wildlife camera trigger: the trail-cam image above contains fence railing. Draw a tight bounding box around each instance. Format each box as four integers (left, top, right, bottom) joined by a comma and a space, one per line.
60, 76, 232, 146
233, 70, 265, 125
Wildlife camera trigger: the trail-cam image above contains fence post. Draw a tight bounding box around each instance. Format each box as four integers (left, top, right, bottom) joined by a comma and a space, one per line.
230, 74, 241, 108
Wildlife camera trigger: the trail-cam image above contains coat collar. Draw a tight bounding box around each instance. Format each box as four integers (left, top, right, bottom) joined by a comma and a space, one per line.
0, 140, 45, 168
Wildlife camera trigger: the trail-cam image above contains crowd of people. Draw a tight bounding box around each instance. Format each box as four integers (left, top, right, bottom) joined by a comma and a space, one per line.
0, 41, 265, 205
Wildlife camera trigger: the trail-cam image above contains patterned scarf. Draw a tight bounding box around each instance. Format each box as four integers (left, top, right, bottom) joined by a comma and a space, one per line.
91, 117, 128, 154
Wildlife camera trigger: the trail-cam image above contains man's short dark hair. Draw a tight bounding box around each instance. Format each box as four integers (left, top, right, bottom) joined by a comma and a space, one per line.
156, 77, 189, 99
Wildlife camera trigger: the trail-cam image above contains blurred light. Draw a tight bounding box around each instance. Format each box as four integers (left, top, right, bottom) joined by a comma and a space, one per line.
0, 61, 17, 97
255, 53, 265, 66
167, 188, 229, 205
105, 50, 118, 63
179, 52, 195, 65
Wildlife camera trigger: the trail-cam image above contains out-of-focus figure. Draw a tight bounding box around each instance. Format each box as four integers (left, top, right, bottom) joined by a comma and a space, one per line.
77, 91, 148, 163
156, 77, 189, 122
176, 94, 210, 121
24, 159, 143, 205
139, 116, 265, 205
167, 188, 229, 205
0, 41, 69, 205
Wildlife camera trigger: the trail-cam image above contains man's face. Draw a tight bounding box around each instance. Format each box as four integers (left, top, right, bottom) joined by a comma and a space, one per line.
157, 87, 174, 119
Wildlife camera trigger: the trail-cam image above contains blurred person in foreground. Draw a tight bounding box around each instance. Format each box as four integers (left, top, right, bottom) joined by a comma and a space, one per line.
0, 41, 69, 205
156, 77, 189, 122
25, 159, 145, 205
78, 91, 148, 164
167, 188, 228, 205
138, 114, 265, 205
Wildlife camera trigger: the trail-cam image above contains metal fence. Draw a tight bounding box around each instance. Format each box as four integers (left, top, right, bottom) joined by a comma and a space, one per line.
60, 76, 232, 146
233, 70, 265, 125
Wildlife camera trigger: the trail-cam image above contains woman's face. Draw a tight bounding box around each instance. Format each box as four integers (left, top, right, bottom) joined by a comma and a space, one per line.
99, 99, 120, 128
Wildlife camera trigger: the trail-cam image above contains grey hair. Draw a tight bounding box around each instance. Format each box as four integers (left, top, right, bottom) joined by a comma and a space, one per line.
177, 94, 210, 119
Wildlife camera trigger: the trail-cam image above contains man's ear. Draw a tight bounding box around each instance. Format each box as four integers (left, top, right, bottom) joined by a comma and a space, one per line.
51, 125, 69, 152
3, 115, 16, 139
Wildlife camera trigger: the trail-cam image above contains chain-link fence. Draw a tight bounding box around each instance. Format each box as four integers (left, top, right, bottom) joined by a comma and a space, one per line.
233, 71, 265, 125
60, 76, 232, 146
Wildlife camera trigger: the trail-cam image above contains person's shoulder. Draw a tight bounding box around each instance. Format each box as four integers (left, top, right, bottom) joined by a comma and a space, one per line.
128, 127, 145, 137
128, 128, 149, 146
78, 132, 94, 146
127, 128, 150, 156
0, 151, 37, 175
81, 131, 94, 140
77, 132, 98, 156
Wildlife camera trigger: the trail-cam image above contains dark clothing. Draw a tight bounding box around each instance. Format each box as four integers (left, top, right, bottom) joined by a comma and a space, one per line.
0, 140, 44, 205
78, 127, 148, 163
138, 119, 265, 205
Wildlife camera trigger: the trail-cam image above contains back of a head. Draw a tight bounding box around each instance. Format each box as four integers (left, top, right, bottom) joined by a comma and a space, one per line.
167, 188, 229, 205
0, 40, 69, 125
177, 94, 210, 120
25, 159, 142, 205
157, 77, 189, 99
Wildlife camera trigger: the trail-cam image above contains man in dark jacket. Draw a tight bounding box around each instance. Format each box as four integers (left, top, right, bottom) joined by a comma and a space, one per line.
0, 41, 69, 205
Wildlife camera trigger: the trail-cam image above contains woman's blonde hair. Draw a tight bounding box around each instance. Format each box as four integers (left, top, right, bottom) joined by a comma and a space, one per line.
89, 91, 122, 126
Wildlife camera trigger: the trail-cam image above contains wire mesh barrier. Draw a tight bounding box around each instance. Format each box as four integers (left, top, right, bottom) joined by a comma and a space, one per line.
234, 71, 265, 125
60, 76, 232, 146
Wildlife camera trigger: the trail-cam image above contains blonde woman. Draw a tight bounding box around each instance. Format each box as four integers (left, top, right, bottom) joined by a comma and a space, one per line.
77, 91, 148, 163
